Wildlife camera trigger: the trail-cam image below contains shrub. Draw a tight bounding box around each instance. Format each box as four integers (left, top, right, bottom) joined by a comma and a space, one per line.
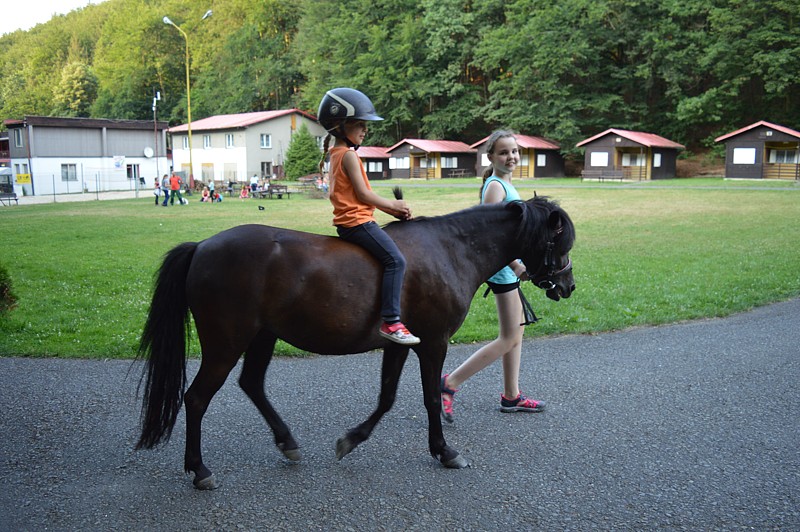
0, 263, 18, 314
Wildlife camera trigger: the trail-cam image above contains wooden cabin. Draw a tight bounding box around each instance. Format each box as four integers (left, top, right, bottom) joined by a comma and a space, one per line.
471, 134, 564, 178
714, 121, 800, 180
386, 139, 476, 179
576, 128, 684, 180
357, 146, 390, 180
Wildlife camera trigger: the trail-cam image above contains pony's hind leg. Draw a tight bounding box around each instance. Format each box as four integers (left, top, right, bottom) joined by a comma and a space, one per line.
184, 353, 240, 490
238, 330, 300, 461
336, 343, 409, 460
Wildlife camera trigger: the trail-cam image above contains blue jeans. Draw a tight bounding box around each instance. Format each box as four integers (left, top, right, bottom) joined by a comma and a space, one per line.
161, 189, 169, 206
337, 221, 406, 322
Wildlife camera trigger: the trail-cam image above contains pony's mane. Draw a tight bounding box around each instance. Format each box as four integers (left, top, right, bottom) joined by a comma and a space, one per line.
389, 196, 569, 237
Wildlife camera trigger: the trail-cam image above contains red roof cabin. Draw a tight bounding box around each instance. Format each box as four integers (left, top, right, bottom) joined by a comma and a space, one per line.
714, 121, 800, 180
471, 134, 563, 178
576, 128, 684, 180
386, 139, 476, 179
357, 146, 390, 180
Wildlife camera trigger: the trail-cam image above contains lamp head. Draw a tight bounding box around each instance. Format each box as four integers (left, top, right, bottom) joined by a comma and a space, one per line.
202, 10, 213, 20
162, 16, 173, 25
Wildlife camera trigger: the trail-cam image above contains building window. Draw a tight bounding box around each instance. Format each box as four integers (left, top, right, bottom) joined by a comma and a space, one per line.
260, 134, 271, 149
261, 162, 272, 177
732, 148, 756, 165
537, 154, 547, 167
316, 136, 324, 149
367, 161, 383, 173
13, 129, 23, 147
61, 164, 78, 182
226, 134, 235, 148
653, 153, 662, 168
126, 164, 140, 181
182, 137, 188, 149
621, 153, 645, 167
590, 151, 609, 167
203, 135, 211, 149
769, 149, 798, 164
442, 157, 457, 169
389, 157, 410, 169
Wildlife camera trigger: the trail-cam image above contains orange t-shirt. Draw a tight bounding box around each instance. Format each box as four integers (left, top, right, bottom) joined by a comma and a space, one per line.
329, 145, 375, 227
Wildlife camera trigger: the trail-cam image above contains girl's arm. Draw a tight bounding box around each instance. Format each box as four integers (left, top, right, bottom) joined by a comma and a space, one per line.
342, 150, 411, 220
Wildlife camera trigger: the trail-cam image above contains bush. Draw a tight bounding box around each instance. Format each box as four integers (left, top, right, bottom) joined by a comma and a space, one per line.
0, 263, 18, 314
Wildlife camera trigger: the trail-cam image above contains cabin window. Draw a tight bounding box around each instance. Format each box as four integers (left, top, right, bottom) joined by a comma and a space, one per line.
260, 134, 272, 149
653, 153, 662, 168
537, 154, 547, 167
13, 129, 23, 147
732, 148, 756, 165
203, 135, 211, 149
182, 137, 188, 149
621, 153, 645, 167
61, 164, 78, 182
389, 157, 410, 169
442, 157, 458, 168
368, 161, 383, 172
768, 149, 798, 164
590, 151, 609, 167
225, 134, 235, 148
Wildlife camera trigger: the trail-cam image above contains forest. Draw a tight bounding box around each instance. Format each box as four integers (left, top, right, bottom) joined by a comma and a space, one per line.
0, 0, 797, 155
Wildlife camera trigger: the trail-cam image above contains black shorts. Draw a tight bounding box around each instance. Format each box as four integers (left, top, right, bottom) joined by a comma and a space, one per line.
485, 280, 520, 295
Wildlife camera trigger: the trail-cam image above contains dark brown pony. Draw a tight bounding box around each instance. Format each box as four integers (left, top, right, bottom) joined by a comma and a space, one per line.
136, 196, 575, 489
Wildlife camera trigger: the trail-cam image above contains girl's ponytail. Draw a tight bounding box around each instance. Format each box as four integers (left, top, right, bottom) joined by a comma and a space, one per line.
319, 133, 332, 175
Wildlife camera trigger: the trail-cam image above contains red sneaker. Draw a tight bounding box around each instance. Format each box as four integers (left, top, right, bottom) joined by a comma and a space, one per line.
379, 322, 420, 345
500, 392, 545, 413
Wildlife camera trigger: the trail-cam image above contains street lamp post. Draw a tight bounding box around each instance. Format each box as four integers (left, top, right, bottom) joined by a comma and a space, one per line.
163, 10, 212, 189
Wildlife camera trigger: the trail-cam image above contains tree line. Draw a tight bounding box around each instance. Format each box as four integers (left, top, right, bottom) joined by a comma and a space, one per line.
1, 0, 797, 155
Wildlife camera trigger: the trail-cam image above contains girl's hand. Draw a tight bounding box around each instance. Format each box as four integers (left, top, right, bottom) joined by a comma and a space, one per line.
390, 199, 412, 220
512, 261, 528, 280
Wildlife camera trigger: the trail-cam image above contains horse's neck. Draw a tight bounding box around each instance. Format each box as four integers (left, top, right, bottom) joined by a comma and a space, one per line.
417, 205, 521, 287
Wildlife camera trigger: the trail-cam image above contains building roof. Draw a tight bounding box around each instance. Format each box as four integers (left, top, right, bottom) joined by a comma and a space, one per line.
387, 138, 475, 154
357, 146, 389, 158
4, 116, 168, 130
471, 134, 560, 150
576, 128, 684, 149
168, 109, 317, 133
714, 120, 800, 143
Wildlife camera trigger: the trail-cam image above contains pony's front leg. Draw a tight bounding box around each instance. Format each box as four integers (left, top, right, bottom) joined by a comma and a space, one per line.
335, 343, 409, 460
417, 342, 469, 468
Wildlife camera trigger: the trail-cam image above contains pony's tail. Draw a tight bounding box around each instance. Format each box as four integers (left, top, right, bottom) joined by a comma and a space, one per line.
135, 242, 198, 450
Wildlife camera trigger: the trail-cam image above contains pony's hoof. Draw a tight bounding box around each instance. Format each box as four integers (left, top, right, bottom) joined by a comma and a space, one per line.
335, 437, 356, 460
442, 453, 470, 469
281, 447, 301, 462
193, 473, 220, 490
277, 441, 301, 462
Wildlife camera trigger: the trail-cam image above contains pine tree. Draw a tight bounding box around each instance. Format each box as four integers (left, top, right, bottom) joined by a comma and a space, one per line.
283, 123, 321, 179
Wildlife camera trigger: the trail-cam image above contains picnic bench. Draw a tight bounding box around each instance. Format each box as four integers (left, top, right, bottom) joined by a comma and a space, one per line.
265, 184, 290, 199
581, 169, 625, 182
447, 168, 467, 178
0, 192, 19, 206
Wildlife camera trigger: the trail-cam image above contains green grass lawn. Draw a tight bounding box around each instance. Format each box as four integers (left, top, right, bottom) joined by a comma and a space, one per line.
1, 177, 799, 358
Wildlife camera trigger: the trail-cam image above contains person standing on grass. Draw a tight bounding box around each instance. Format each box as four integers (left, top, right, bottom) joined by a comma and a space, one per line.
160, 174, 170, 206
317, 87, 419, 346
169, 173, 184, 206
440, 130, 544, 423
153, 177, 161, 206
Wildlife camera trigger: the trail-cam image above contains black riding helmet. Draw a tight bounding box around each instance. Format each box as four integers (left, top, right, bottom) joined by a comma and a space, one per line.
317, 88, 383, 149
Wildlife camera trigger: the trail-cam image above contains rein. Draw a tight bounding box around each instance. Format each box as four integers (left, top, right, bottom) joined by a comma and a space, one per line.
530, 226, 573, 291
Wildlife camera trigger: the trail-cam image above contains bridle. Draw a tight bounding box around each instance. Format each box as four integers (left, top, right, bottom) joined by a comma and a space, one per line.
529, 227, 572, 291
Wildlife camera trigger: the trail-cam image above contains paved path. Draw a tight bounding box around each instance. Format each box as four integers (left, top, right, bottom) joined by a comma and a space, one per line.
1, 299, 798, 530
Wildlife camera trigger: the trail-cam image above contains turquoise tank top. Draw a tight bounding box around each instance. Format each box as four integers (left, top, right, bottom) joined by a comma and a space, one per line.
481, 176, 522, 285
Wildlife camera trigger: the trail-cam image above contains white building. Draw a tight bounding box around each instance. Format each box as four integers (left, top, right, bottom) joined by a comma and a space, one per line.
168, 109, 326, 185
4, 116, 169, 197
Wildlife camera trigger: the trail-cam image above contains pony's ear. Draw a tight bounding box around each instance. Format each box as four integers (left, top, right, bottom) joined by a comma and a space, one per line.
548, 210, 563, 233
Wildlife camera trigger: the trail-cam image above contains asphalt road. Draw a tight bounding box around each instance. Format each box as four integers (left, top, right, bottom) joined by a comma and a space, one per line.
1, 299, 798, 530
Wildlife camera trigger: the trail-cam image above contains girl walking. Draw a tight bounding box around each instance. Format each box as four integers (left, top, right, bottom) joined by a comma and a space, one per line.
440, 130, 544, 422
317, 87, 419, 345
